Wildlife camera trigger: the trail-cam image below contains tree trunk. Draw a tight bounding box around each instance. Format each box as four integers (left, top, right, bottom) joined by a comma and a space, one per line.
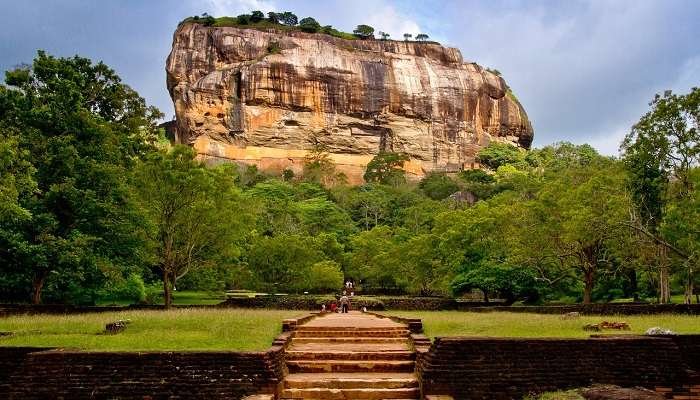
684, 262, 694, 305
658, 246, 671, 304
163, 272, 172, 309
482, 289, 489, 303
31, 272, 47, 305
627, 269, 639, 302
583, 269, 594, 305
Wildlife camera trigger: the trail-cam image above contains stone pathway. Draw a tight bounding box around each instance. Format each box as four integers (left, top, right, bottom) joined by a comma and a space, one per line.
280, 312, 419, 399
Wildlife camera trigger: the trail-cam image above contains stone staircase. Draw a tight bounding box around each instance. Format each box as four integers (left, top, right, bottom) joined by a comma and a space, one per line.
281, 312, 420, 400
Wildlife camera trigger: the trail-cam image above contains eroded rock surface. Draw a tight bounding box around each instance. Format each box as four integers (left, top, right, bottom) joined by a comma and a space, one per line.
166, 23, 534, 182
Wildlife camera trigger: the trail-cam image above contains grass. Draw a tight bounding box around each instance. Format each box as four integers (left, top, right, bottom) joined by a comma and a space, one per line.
0, 308, 299, 351
524, 390, 583, 400
390, 311, 700, 338
96, 290, 226, 306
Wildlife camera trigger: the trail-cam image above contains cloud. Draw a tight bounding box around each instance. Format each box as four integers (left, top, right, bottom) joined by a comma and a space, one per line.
2, 0, 697, 156
204, 0, 276, 16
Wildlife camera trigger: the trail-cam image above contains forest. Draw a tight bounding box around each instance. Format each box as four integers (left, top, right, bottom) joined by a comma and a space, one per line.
1, 52, 698, 307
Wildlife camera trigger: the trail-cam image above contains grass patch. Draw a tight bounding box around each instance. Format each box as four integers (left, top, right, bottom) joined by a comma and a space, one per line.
391, 311, 700, 338
0, 308, 298, 351
524, 390, 583, 400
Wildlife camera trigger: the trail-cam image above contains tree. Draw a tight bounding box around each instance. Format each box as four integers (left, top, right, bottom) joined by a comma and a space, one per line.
419, 173, 459, 200
236, 14, 251, 25
403, 33, 412, 41
415, 33, 429, 41
278, 11, 298, 26
246, 234, 324, 292
299, 17, 321, 33
378, 31, 390, 40
305, 261, 344, 293
132, 146, 252, 308
267, 12, 279, 23
250, 10, 264, 23
303, 143, 340, 186
621, 87, 700, 303
0, 51, 161, 304
363, 152, 410, 185
353, 24, 375, 39
477, 142, 526, 170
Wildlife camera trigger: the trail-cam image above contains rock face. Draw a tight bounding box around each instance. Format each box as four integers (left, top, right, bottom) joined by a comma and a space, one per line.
166, 22, 533, 183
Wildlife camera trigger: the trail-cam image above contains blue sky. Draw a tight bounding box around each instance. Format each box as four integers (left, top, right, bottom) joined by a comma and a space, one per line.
1, 0, 698, 154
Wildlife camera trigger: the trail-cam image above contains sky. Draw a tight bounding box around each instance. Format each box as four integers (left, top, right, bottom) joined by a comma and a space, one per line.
1, 0, 698, 155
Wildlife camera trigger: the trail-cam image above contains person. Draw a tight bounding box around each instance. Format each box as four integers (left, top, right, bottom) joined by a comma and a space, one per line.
321, 304, 326, 313
330, 301, 337, 313
340, 294, 350, 313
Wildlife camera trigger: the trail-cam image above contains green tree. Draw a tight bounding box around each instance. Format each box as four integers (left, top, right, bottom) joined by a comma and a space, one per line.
299, 17, 321, 33
305, 260, 344, 293
621, 87, 700, 303
419, 172, 459, 200
0, 51, 161, 304
415, 33, 429, 41
477, 142, 525, 170
132, 146, 252, 308
250, 10, 264, 23
378, 31, 390, 40
278, 11, 298, 26
353, 24, 375, 39
403, 33, 412, 41
246, 234, 324, 292
267, 12, 279, 23
363, 152, 410, 185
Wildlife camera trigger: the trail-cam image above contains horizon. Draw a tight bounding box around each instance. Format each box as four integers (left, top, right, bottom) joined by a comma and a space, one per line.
1, 0, 699, 155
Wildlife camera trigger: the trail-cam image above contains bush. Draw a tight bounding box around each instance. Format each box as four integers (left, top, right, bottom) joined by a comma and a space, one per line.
299, 17, 321, 33
304, 261, 344, 293
99, 273, 146, 304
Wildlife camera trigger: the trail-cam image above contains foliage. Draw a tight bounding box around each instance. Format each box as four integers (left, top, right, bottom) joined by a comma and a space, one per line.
415, 33, 429, 41
0, 51, 161, 304
132, 146, 253, 308
305, 260, 344, 293
363, 152, 410, 185
477, 142, 526, 170
419, 173, 460, 200
299, 17, 321, 33
353, 24, 375, 39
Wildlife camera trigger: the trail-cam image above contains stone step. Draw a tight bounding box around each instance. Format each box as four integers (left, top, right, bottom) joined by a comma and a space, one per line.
292, 337, 408, 345
284, 373, 418, 389
287, 360, 415, 373
295, 330, 410, 338
281, 387, 419, 400
286, 350, 415, 361
296, 325, 407, 332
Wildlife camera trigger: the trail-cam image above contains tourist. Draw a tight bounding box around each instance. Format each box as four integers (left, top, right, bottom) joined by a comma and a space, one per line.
340, 294, 350, 313
321, 304, 326, 313
330, 301, 337, 313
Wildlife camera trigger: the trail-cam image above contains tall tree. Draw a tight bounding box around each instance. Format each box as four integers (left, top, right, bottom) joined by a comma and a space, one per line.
0, 51, 161, 304
132, 146, 252, 308
621, 87, 700, 303
363, 152, 410, 185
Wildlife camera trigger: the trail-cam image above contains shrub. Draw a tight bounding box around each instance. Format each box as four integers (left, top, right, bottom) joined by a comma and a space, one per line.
305, 260, 344, 293
299, 17, 321, 33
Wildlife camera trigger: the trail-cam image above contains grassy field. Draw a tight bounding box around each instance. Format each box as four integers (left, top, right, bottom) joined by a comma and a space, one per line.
391, 311, 700, 338
0, 308, 298, 351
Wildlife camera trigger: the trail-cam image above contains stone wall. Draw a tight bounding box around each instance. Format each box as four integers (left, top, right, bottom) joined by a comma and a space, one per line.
417, 335, 698, 400
2, 300, 699, 317
0, 347, 285, 399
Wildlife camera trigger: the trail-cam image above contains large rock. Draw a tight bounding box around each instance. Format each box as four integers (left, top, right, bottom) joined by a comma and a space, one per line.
166, 22, 534, 183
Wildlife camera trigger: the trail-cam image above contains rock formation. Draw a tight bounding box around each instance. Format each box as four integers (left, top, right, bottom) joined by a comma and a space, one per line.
166, 22, 533, 183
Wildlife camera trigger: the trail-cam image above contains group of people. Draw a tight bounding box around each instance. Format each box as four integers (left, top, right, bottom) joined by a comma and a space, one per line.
320, 280, 360, 314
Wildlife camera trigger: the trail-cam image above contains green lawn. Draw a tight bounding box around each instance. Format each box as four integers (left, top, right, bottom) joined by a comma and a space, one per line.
391, 311, 700, 338
96, 290, 226, 306
0, 308, 298, 351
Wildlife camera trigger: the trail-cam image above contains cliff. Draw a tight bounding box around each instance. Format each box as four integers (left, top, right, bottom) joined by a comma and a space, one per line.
166, 22, 533, 183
